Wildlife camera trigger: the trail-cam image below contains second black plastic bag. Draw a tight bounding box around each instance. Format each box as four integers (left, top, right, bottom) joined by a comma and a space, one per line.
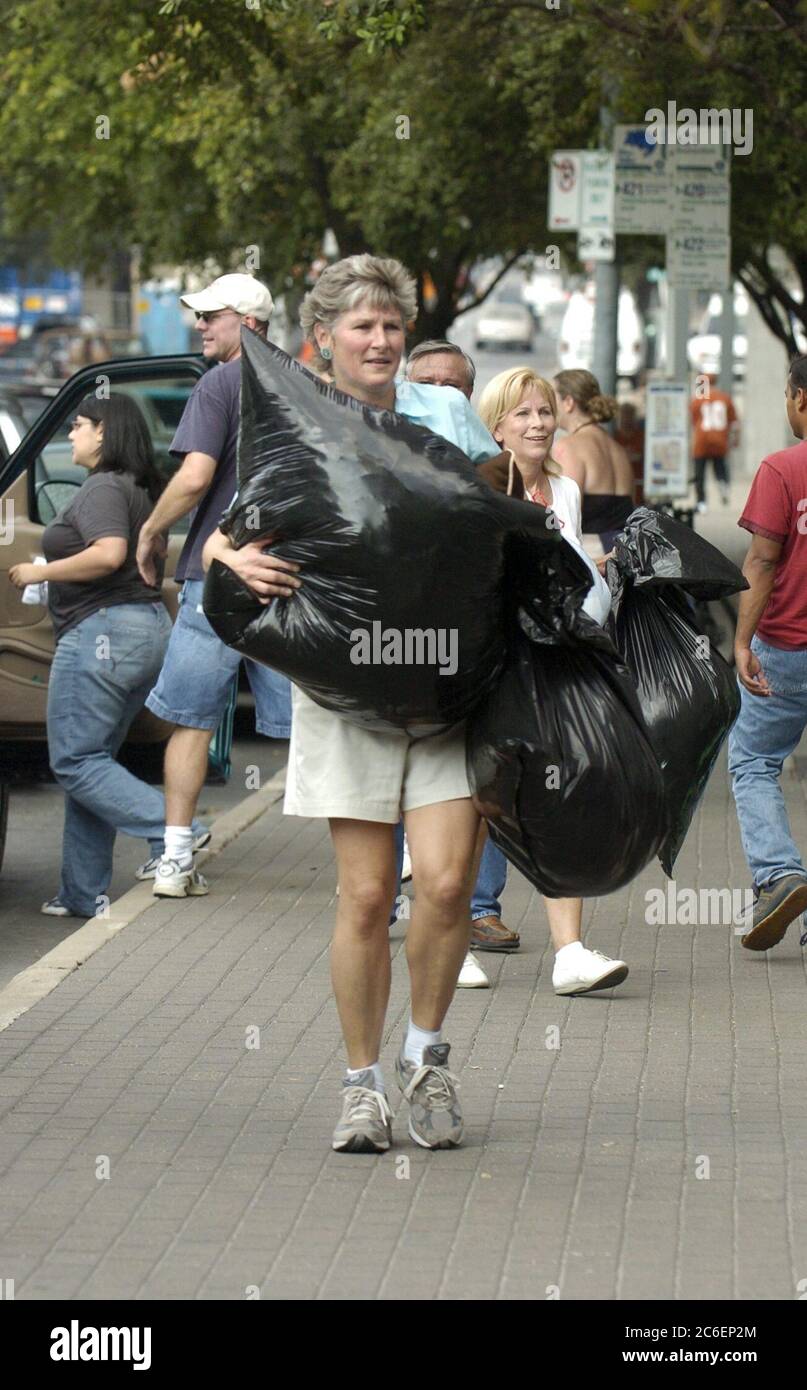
612, 587, 741, 876
467, 627, 668, 899
608, 508, 746, 876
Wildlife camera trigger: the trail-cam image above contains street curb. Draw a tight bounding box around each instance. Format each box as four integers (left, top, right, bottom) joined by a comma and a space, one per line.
0, 766, 287, 1035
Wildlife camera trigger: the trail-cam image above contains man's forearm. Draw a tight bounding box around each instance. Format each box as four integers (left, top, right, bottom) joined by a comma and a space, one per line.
734, 557, 777, 648
141, 470, 209, 536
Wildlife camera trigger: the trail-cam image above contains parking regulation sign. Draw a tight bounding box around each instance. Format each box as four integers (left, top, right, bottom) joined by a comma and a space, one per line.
577, 226, 615, 262
548, 151, 583, 230
613, 123, 671, 234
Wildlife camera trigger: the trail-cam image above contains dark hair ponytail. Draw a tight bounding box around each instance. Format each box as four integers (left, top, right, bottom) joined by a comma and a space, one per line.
76, 393, 163, 503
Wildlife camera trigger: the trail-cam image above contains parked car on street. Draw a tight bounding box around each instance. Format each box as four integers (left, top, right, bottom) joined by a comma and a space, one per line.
0, 352, 208, 873
475, 300, 535, 352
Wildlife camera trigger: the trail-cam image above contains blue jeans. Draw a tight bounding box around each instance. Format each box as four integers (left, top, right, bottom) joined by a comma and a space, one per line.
471, 835, 508, 920
728, 636, 807, 891
47, 603, 201, 916
146, 580, 291, 737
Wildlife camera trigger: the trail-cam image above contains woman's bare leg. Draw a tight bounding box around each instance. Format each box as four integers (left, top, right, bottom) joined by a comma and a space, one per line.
543, 896, 583, 950
329, 818, 397, 1069
404, 798, 480, 1029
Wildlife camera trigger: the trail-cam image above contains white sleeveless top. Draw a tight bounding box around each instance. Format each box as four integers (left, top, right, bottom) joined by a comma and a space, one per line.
523, 472, 612, 626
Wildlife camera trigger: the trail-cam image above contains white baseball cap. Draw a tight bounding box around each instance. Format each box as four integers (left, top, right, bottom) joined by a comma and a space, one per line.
180, 273, 274, 321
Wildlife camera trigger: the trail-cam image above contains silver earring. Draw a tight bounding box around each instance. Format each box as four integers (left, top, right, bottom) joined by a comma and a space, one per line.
321, 346, 333, 360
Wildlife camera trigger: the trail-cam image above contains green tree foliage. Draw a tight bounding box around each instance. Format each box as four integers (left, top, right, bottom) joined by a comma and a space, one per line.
313, 0, 807, 350
0, 0, 804, 348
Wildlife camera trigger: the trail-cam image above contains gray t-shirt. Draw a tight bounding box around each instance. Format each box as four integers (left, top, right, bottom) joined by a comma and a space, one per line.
42, 471, 164, 642
171, 357, 241, 583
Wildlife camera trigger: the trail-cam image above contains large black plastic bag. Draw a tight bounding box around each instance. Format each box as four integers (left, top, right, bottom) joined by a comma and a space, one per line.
608, 509, 747, 876
203, 329, 594, 737
467, 616, 668, 898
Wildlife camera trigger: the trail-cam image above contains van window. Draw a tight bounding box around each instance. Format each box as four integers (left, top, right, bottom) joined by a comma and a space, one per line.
32, 376, 197, 529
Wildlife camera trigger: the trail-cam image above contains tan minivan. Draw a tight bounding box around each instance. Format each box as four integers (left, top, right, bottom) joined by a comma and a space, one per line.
0, 353, 209, 871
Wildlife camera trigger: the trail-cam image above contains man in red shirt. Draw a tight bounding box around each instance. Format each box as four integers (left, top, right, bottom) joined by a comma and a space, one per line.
690, 374, 739, 511
729, 354, 807, 949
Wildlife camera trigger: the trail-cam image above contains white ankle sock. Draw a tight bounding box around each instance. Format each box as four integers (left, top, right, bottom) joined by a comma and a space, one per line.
164, 825, 194, 868
404, 1018, 442, 1066
346, 1062, 385, 1094
555, 940, 585, 961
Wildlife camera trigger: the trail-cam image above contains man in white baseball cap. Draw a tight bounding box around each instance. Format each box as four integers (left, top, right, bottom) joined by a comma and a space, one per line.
180, 272, 274, 323
134, 269, 294, 900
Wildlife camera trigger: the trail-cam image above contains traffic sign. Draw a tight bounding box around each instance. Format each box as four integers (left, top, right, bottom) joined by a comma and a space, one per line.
667, 230, 731, 289
548, 151, 583, 230
613, 124, 671, 234
577, 227, 615, 262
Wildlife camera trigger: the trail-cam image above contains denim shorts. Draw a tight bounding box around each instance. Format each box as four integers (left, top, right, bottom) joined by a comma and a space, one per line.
145, 580, 292, 737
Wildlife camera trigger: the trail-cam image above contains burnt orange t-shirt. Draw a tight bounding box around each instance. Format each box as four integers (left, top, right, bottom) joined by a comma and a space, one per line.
690, 389, 737, 457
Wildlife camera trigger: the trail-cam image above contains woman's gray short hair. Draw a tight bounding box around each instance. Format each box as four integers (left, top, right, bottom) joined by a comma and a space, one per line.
299, 253, 418, 374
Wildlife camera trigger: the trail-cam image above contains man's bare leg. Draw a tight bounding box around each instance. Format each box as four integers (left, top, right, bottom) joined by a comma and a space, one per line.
329, 819, 397, 1069
164, 726, 215, 826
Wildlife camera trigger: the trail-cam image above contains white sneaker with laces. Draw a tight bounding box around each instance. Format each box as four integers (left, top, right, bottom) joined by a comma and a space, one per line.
152, 859, 209, 899
553, 946, 628, 996
136, 830, 211, 881
40, 897, 76, 918
457, 951, 490, 988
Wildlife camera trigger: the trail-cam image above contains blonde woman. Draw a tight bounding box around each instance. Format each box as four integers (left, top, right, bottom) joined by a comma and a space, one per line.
476, 366, 628, 996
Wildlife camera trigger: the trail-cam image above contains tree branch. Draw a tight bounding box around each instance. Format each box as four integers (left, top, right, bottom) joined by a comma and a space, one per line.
461, 250, 526, 313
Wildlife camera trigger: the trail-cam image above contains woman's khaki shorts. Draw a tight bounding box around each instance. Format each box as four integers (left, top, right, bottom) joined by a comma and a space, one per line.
283, 686, 472, 822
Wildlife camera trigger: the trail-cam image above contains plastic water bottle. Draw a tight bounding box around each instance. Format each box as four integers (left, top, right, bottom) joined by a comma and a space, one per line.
21, 555, 48, 606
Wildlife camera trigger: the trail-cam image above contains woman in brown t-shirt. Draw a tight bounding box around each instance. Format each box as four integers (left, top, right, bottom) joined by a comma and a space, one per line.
9, 394, 205, 918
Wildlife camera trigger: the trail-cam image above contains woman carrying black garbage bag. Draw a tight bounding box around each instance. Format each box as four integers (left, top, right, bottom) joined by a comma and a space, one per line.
476, 367, 629, 997
203, 254, 502, 1156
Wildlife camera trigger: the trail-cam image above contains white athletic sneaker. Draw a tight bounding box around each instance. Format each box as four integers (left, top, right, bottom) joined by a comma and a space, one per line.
457, 951, 490, 988
40, 897, 77, 918
136, 830, 211, 881
552, 946, 628, 996
401, 834, 413, 884
152, 859, 209, 899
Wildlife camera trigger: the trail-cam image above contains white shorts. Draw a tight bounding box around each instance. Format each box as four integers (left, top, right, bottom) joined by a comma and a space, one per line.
283, 686, 472, 822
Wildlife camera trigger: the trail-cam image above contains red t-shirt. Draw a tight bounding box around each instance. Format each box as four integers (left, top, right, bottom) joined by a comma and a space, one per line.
690, 389, 736, 457
739, 440, 807, 648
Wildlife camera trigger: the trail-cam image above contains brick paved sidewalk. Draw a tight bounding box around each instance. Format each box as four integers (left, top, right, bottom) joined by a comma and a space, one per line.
1, 731, 807, 1301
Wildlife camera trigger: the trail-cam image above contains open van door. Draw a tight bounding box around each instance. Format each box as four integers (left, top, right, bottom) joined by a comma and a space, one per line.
0, 354, 208, 873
